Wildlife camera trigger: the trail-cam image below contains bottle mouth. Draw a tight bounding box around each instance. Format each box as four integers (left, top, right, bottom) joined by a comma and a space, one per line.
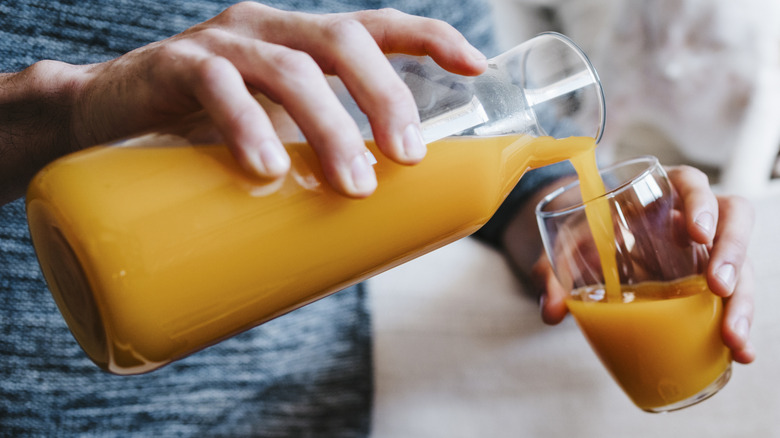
503, 32, 606, 144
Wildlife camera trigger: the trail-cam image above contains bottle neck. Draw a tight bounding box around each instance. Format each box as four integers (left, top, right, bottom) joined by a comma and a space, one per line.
500, 135, 598, 199
497, 135, 539, 199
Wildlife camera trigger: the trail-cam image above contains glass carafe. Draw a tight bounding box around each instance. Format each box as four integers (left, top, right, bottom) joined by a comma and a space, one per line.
26, 32, 605, 374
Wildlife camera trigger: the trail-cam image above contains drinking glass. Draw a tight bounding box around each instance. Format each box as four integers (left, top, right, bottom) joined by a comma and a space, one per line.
536, 156, 732, 413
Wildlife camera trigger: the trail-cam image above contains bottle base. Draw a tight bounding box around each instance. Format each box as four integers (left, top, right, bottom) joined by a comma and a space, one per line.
27, 200, 109, 370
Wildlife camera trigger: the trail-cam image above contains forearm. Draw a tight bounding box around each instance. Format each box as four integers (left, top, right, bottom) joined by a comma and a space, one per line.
0, 61, 85, 205
501, 174, 577, 281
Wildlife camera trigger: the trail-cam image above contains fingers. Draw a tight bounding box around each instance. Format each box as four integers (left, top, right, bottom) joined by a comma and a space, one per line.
168, 30, 377, 196
532, 255, 569, 325
348, 8, 488, 75
241, 6, 486, 167
721, 260, 756, 364
228, 37, 378, 196
213, 4, 487, 76
189, 54, 290, 179
666, 165, 719, 245
282, 12, 429, 166
708, 195, 755, 297
172, 3, 488, 196
667, 166, 754, 297
667, 165, 755, 362
91, 5, 486, 196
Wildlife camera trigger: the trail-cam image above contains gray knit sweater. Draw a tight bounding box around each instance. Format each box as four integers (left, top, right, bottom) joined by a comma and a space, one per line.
0, 0, 499, 436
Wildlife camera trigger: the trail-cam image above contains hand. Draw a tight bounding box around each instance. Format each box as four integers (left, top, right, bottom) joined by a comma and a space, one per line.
531, 165, 756, 364
72, 3, 487, 197
0, 3, 488, 204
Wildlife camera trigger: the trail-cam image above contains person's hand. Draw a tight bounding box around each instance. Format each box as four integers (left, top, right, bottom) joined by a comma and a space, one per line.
67, 3, 487, 198
531, 166, 756, 364
0, 3, 488, 204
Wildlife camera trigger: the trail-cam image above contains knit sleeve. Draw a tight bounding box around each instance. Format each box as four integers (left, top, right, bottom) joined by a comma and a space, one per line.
473, 160, 575, 248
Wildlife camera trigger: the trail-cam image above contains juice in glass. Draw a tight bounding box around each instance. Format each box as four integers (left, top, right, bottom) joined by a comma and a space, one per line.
566, 275, 731, 412
539, 155, 732, 412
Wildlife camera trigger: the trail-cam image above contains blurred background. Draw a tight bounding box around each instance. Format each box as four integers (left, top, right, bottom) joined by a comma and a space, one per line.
487, 0, 780, 198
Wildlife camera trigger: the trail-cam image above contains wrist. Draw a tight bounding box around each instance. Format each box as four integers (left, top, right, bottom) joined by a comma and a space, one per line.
0, 61, 88, 204
502, 175, 576, 275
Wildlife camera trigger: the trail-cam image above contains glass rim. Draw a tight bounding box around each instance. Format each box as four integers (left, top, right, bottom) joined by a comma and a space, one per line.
535, 155, 661, 220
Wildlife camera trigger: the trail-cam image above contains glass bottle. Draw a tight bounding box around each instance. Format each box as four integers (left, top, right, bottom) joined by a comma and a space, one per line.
26, 33, 605, 374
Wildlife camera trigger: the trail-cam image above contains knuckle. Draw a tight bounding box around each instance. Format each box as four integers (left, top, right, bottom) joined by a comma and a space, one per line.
269, 48, 320, 82
144, 39, 188, 63
170, 27, 232, 53
719, 194, 741, 209
677, 164, 710, 185
722, 194, 756, 224
424, 18, 456, 36
353, 7, 407, 24
195, 26, 231, 42
219, 1, 264, 23
371, 82, 414, 111
188, 55, 232, 91
321, 16, 370, 45
24, 60, 66, 85
730, 235, 750, 256
349, 7, 407, 29
371, 7, 405, 19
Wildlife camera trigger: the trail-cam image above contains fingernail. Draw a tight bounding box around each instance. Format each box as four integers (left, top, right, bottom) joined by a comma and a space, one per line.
695, 212, 715, 235
735, 316, 749, 341
259, 140, 290, 176
402, 124, 426, 161
350, 151, 377, 194
716, 263, 736, 292
245, 151, 265, 175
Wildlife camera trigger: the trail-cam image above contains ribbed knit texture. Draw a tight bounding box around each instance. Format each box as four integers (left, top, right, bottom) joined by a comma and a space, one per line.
1, 198, 374, 437
0, 0, 497, 436
0, 0, 499, 73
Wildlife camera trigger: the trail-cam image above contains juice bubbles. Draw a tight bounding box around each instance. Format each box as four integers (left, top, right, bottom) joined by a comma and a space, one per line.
566, 275, 731, 412
26, 135, 596, 375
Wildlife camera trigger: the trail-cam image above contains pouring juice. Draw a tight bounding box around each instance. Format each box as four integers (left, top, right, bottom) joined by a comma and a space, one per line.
546, 153, 732, 412
27, 134, 597, 374
27, 33, 614, 378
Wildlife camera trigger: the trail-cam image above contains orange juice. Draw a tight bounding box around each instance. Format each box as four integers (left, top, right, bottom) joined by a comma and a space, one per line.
566, 275, 731, 411
27, 135, 596, 374
569, 151, 621, 301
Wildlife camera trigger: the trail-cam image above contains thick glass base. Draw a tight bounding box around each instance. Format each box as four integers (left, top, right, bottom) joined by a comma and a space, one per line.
643, 364, 732, 413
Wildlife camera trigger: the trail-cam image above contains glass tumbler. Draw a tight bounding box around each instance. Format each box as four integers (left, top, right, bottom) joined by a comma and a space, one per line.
536, 156, 731, 412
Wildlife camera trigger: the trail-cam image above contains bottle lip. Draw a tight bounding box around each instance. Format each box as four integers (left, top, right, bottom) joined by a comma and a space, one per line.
499, 32, 606, 145
540, 32, 606, 145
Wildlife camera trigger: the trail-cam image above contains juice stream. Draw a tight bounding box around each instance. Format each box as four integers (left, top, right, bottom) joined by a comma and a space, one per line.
569, 152, 621, 301
563, 153, 731, 410
27, 134, 597, 374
